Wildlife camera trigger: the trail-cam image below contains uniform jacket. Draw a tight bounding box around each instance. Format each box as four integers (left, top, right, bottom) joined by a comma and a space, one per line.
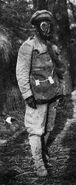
16, 36, 71, 101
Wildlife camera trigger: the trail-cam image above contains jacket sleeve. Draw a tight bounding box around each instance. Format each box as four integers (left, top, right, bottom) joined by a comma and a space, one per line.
16, 40, 33, 100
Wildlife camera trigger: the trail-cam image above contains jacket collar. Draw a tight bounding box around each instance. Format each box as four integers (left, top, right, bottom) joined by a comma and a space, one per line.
34, 35, 47, 53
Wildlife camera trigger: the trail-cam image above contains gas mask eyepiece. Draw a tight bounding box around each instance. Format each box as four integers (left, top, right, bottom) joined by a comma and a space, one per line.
40, 21, 51, 34
38, 21, 53, 40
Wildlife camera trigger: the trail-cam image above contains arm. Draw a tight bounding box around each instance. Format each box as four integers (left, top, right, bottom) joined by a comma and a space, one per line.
16, 40, 33, 100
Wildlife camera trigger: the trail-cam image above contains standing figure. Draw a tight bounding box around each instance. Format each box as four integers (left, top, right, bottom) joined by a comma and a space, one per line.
16, 10, 71, 177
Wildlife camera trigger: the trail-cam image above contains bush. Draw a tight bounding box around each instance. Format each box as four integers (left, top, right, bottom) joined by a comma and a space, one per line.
6, 86, 25, 112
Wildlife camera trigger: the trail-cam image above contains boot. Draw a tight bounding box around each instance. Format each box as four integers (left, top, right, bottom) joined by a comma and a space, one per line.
42, 132, 51, 162
29, 135, 48, 177
43, 102, 57, 159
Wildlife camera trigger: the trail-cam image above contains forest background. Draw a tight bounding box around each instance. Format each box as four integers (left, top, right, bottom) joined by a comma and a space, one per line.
0, 0, 76, 114
0, 1, 76, 185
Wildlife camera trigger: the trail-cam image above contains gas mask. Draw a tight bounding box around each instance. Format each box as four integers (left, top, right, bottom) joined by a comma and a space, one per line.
38, 21, 53, 40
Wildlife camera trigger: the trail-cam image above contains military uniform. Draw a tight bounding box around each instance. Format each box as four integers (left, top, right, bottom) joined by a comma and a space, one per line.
16, 10, 71, 177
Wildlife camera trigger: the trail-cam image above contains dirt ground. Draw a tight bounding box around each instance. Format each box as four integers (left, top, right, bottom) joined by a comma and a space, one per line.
0, 91, 76, 185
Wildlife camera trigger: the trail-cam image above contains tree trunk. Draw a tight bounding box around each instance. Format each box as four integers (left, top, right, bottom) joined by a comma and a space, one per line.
47, 0, 56, 13
53, 0, 70, 45
33, 0, 48, 10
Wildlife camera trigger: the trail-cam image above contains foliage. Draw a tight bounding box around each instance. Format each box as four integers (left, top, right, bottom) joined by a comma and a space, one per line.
0, 0, 75, 113
0, 0, 33, 40
32, 0, 48, 10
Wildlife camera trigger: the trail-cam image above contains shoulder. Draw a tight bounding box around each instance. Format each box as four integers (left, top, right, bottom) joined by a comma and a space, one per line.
22, 36, 35, 48
18, 36, 35, 54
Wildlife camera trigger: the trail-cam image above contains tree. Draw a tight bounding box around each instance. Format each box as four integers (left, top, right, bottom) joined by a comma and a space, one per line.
47, 0, 56, 12
33, 0, 48, 10
0, 0, 33, 40
53, 0, 70, 45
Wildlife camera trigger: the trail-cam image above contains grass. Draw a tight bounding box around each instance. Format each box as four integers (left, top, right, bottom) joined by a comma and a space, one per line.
0, 89, 76, 185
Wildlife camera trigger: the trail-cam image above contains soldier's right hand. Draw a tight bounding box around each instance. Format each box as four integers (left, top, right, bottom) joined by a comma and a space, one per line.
26, 95, 37, 109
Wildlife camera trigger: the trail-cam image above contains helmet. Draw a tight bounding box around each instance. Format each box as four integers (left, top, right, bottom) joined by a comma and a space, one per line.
31, 10, 53, 26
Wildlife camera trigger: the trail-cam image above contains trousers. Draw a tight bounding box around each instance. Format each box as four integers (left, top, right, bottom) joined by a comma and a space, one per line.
24, 100, 59, 136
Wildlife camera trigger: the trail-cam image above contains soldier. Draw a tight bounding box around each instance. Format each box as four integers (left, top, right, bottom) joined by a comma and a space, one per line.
16, 10, 71, 177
